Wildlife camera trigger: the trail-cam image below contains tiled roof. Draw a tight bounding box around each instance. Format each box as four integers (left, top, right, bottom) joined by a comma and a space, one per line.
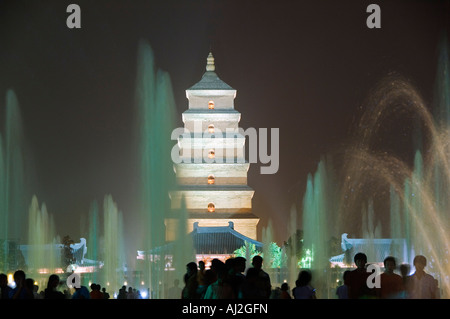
188, 71, 234, 90
191, 222, 262, 254
143, 222, 262, 255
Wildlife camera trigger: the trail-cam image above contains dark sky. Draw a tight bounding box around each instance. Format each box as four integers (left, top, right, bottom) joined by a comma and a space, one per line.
0, 0, 449, 264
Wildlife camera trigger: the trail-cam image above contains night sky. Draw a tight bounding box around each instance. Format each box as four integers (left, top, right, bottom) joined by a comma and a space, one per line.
0, 0, 449, 266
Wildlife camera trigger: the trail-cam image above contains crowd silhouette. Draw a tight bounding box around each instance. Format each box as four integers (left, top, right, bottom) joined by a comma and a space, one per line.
179, 253, 440, 299
0, 253, 441, 299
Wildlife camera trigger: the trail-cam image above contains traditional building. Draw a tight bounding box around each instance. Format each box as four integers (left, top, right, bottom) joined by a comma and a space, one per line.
137, 222, 263, 269
166, 53, 260, 242
329, 233, 409, 268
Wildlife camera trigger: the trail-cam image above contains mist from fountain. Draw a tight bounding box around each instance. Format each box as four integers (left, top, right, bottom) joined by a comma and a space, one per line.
134, 39, 194, 298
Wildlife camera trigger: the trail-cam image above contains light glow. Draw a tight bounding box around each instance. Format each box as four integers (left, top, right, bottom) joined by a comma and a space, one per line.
7, 274, 15, 288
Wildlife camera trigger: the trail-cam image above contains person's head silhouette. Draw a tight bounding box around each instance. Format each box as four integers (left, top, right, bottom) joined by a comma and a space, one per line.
413, 255, 427, 272
383, 256, 397, 273
252, 255, 263, 270
353, 252, 367, 269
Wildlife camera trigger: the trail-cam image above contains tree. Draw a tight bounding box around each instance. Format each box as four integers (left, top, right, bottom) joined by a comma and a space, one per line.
283, 229, 304, 264
267, 242, 283, 268
233, 241, 261, 261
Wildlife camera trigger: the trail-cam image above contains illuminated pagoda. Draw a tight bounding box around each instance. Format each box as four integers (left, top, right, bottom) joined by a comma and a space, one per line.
166, 52, 260, 244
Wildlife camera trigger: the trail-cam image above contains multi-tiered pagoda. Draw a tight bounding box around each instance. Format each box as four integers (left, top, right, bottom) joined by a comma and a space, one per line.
167, 53, 260, 243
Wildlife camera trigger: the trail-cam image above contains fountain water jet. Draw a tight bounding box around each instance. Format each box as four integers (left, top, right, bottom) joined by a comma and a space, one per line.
286, 205, 299, 289
0, 89, 28, 273
87, 200, 100, 285
302, 158, 337, 298
134, 39, 193, 298
335, 36, 450, 297
26, 195, 60, 287
100, 194, 126, 295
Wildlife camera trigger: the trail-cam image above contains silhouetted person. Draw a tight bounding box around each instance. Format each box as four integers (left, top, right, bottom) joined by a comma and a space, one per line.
9, 270, 32, 299
336, 270, 350, 299
378, 256, 403, 299
118, 286, 127, 299
33, 283, 41, 299
0, 273, 12, 299
251, 255, 271, 299
280, 283, 292, 299
346, 252, 373, 299
210, 258, 223, 277
24, 278, 35, 299
292, 270, 316, 299
409, 255, 438, 299
102, 287, 110, 299
72, 285, 90, 299
127, 286, 134, 299
133, 288, 142, 299
399, 263, 412, 299
203, 269, 217, 293
204, 260, 234, 299
229, 256, 246, 298
44, 274, 65, 299
196, 260, 207, 297
182, 262, 199, 299
90, 283, 103, 299
168, 279, 182, 299
240, 267, 265, 299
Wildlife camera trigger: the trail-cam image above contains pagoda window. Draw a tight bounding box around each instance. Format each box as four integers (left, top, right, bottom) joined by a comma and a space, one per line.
208, 100, 215, 109
207, 175, 215, 185
207, 203, 215, 213
208, 124, 215, 133
208, 149, 215, 159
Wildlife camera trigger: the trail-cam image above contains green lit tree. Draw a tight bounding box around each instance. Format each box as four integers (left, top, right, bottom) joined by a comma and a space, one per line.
267, 242, 283, 268
233, 241, 261, 261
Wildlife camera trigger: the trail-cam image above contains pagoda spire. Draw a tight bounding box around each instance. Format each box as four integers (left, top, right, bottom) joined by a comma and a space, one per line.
206, 52, 215, 72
